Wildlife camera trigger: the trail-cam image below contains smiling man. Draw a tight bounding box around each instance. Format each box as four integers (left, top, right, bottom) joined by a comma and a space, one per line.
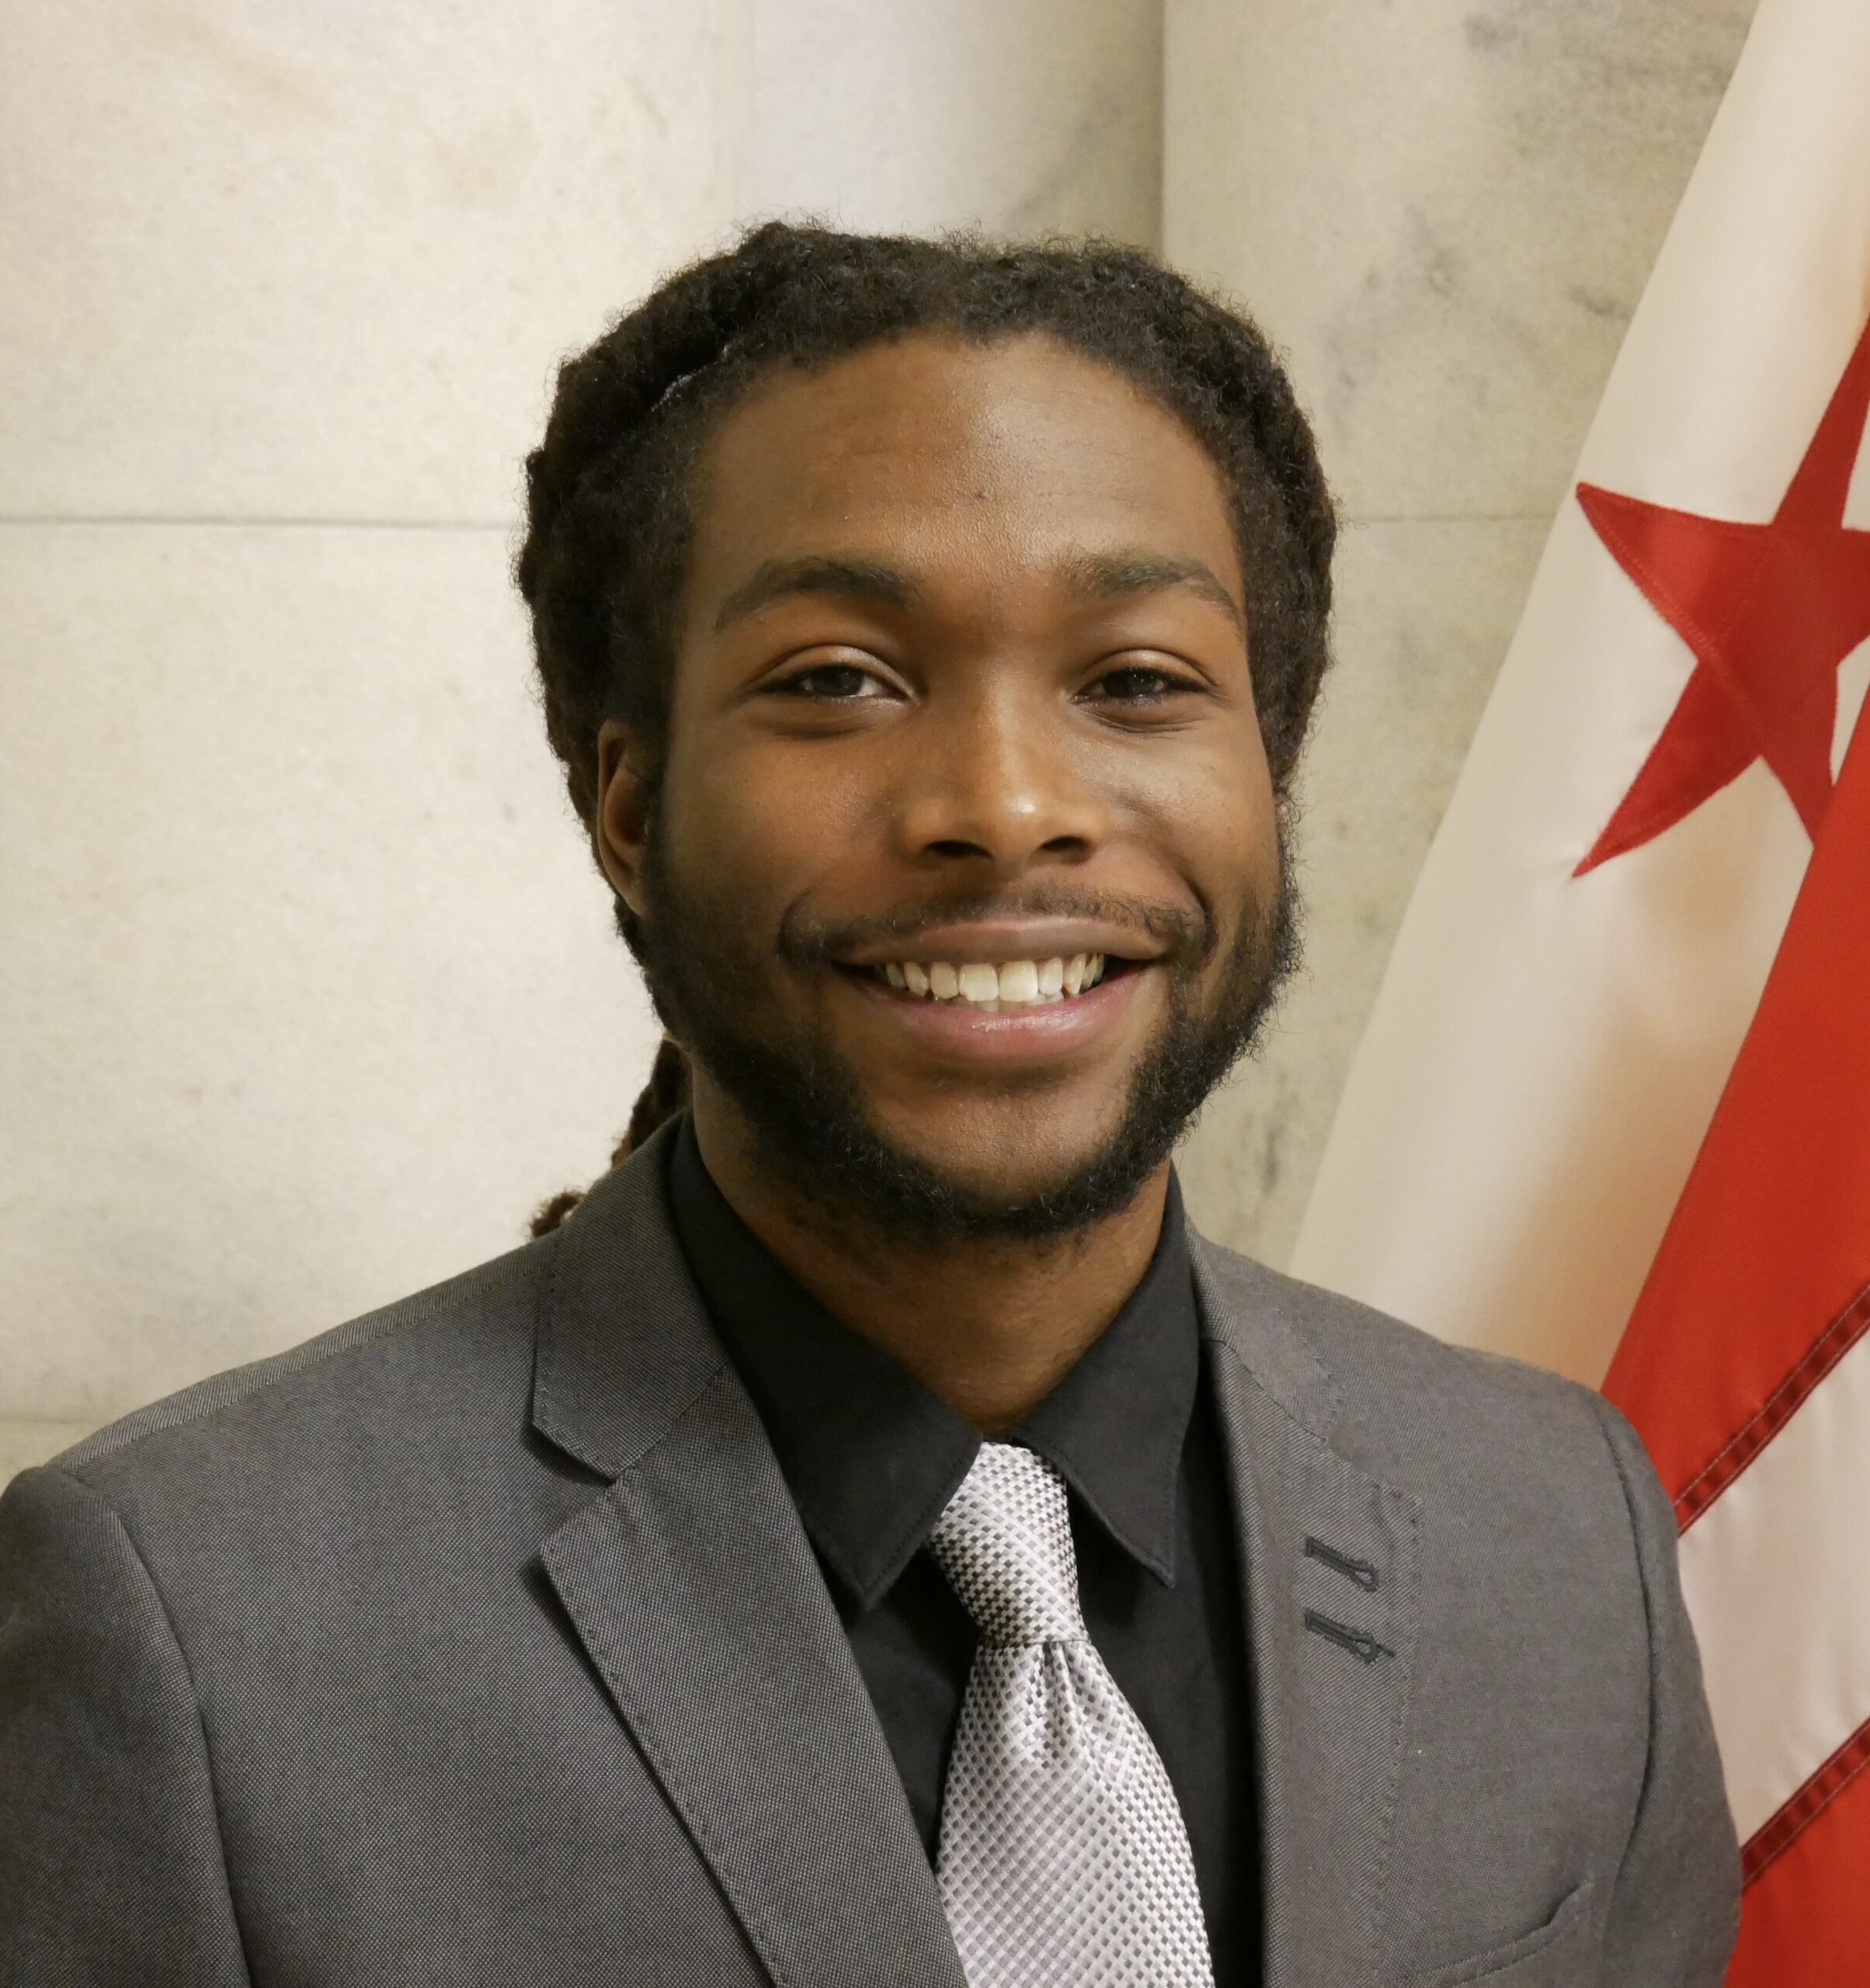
0, 226, 1737, 1987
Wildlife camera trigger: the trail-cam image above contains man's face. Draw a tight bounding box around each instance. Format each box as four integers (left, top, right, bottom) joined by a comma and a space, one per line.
603, 331, 1289, 1236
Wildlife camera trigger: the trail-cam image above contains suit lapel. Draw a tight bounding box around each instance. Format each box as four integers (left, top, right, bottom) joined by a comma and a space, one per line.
533, 1137, 965, 1988
1193, 1240, 1422, 1988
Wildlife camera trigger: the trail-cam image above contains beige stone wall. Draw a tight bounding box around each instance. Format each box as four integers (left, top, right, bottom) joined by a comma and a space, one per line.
1170, 0, 1757, 1263
2, 0, 1755, 1479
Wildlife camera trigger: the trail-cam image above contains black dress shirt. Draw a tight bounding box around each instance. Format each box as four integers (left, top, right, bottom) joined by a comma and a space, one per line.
666, 1117, 1260, 1984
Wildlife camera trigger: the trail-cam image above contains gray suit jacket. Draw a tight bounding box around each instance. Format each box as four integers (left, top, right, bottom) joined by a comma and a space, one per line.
0, 1129, 1739, 1987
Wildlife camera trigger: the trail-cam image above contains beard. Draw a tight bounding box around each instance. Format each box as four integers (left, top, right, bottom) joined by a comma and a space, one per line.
633, 823, 1298, 1244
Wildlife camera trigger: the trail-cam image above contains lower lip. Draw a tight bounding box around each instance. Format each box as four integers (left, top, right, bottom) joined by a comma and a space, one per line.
841, 967, 1149, 1062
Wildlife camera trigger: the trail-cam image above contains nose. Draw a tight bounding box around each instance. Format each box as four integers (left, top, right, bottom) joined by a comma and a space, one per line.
892, 681, 1108, 876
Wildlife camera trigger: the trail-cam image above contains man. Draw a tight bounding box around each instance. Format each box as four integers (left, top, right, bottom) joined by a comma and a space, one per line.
0, 224, 1738, 1986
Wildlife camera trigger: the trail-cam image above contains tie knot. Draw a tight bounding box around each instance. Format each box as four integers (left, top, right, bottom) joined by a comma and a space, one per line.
930, 1442, 1084, 1646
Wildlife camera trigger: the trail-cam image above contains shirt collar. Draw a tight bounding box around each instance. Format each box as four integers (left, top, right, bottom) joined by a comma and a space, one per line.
1014, 1176, 1197, 1587
665, 1115, 1201, 1607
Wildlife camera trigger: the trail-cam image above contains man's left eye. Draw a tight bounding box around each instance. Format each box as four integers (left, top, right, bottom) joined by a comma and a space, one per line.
1086, 664, 1194, 704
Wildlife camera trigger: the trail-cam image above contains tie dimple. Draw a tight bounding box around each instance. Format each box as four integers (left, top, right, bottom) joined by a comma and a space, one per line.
930, 1441, 1083, 1646
929, 1441, 1215, 1988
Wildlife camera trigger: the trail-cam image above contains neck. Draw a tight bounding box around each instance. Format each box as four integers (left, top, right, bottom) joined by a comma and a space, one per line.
688, 1093, 1170, 1436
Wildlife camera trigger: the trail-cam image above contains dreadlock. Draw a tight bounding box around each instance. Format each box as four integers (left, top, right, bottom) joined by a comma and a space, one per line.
516, 221, 1335, 1234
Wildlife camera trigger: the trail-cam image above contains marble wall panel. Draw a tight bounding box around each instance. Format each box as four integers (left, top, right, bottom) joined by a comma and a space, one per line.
0, 524, 659, 1439
735, 0, 1161, 244
2, 0, 1160, 529
1, 0, 735, 522
1165, 0, 1755, 522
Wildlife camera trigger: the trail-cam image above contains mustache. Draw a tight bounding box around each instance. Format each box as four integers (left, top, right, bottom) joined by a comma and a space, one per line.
779, 884, 1216, 966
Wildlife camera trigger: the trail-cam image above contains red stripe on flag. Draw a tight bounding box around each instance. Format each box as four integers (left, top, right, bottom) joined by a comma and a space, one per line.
1741, 1714, 1870, 1885
1674, 1279, 1870, 1527
1726, 1727, 1870, 1986
1603, 694, 1870, 1503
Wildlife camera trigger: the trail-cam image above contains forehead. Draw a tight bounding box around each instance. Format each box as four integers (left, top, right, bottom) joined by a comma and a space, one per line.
683, 331, 1242, 600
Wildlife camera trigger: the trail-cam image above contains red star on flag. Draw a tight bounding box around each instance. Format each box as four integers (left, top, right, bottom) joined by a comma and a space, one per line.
1574, 315, 1870, 875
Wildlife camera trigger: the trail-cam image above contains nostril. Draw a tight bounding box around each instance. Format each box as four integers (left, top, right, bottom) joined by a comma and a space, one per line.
926, 838, 992, 859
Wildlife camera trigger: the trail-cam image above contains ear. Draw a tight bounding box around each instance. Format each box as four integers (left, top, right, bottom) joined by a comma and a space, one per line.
594, 718, 653, 918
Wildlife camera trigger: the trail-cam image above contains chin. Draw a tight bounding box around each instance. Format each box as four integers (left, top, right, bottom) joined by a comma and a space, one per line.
875, 1099, 1130, 1192
895, 1154, 1114, 1221
829, 1103, 1168, 1243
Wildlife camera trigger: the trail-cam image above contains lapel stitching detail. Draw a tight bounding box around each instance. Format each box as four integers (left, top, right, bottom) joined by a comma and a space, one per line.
1304, 1534, 1382, 1591
1302, 1609, 1394, 1665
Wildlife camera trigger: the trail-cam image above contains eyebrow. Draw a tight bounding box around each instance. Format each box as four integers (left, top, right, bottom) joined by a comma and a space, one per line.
710, 547, 1246, 635
1055, 551, 1246, 632
714, 557, 917, 631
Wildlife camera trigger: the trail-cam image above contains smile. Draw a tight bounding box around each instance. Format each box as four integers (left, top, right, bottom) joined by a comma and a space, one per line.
840, 951, 1146, 1065
871, 954, 1109, 1011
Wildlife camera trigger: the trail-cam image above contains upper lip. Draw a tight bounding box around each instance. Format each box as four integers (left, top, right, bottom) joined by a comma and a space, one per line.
835, 919, 1166, 968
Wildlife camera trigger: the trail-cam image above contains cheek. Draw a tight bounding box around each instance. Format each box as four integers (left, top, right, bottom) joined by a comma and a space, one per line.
1121, 724, 1280, 918
659, 730, 871, 923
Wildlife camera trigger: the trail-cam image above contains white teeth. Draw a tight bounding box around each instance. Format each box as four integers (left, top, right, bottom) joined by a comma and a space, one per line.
878, 952, 1112, 1006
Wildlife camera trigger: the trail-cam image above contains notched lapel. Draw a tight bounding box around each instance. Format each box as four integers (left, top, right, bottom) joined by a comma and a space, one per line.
1194, 1246, 1422, 1988
534, 1140, 965, 1988
541, 1375, 963, 1988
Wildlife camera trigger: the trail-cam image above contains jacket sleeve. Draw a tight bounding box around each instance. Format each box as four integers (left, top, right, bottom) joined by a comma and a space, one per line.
0, 1464, 252, 1987
1591, 1399, 1742, 1986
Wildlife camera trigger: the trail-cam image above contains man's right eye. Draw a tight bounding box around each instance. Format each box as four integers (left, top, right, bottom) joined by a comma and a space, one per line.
770, 662, 892, 700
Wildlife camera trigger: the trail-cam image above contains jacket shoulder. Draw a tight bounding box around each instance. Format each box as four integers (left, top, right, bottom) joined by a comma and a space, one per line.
1191, 1236, 1624, 1493
52, 1231, 558, 1496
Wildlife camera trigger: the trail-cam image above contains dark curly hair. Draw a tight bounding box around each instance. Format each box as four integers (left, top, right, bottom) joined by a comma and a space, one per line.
516, 220, 1334, 1230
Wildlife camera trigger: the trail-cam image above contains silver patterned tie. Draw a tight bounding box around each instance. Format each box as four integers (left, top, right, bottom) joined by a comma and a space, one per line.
929, 1441, 1216, 1987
